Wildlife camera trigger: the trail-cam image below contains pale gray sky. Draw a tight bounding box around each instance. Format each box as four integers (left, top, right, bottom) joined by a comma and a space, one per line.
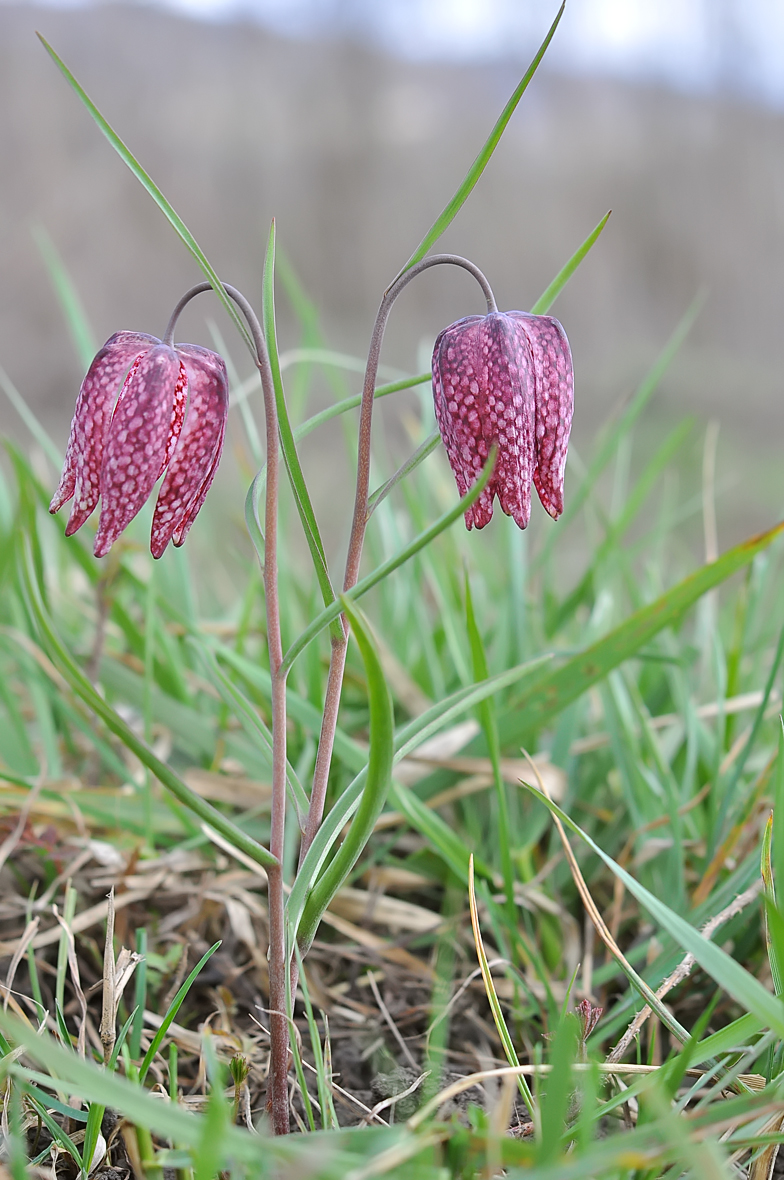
6, 0, 784, 106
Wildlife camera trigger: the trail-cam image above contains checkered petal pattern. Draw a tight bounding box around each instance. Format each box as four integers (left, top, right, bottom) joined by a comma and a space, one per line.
50, 332, 228, 558
431, 310, 573, 530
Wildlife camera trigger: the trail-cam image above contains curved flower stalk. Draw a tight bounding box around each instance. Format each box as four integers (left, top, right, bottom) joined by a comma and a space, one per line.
50, 331, 228, 558
432, 310, 573, 531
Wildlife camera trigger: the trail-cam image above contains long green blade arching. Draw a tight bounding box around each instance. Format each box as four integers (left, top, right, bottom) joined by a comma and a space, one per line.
262, 221, 340, 640
286, 652, 552, 938
189, 637, 310, 816
367, 430, 441, 519
280, 447, 497, 675
296, 598, 394, 953
527, 787, 784, 1043
530, 210, 611, 315
138, 942, 220, 1085
37, 36, 253, 356
32, 224, 97, 370
1, 1014, 278, 1164
464, 573, 515, 920
395, 3, 565, 278
19, 544, 279, 871
500, 519, 784, 739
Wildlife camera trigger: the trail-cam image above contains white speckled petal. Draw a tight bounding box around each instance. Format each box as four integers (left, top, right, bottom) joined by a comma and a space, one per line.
150, 345, 228, 559
508, 311, 574, 520
49, 332, 157, 535
93, 344, 185, 558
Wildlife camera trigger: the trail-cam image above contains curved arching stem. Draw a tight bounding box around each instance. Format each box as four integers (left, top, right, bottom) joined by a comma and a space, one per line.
300, 255, 496, 864
164, 280, 290, 1135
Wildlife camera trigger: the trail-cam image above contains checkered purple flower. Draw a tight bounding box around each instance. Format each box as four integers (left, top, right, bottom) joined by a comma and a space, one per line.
50, 331, 228, 559
431, 310, 573, 530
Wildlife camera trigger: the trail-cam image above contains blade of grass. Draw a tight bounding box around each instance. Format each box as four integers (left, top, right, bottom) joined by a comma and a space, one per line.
367, 430, 440, 519
280, 447, 498, 675
465, 573, 515, 922
37, 36, 253, 355
468, 856, 536, 1122
500, 519, 784, 740
526, 785, 784, 1043
262, 221, 341, 640
530, 210, 611, 316
19, 542, 279, 870
138, 942, 220, 1085
32, 224, 96, 370
395, 3, 565, 278
296, 599, 394, 953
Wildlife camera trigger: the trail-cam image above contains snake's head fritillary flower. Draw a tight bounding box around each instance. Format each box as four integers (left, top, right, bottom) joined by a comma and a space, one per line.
431, 310, 573, 530
50, 332, 228, 559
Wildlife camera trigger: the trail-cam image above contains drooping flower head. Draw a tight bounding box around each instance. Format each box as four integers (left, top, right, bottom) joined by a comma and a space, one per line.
431, 310, 573, 530
50, 331, 228, 558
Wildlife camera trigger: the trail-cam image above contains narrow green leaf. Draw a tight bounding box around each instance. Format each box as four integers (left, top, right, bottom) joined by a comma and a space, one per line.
366, 430, 440, 519
189, 637, 309, 817
501, 519, 784, 739
139, 942, 220, 1084
527, 785, 784, 1041
530, 210, 611, 316
296, 599, 394, 952
32, 224, 97, 370
262, 221, 341, 640
25, 1092, 84, 1170
390, 781, 493, 884
464, 573, 514, 918
19, 544, 279, 870
762, 817, 784, 996
280, 446, 498, 675
537, 1015, 579, 1164
37, 36, 253, 355
287, 652, 551, 940
0, 364, 62, 468
774, 719, 784, 914
395, 3, 565, 277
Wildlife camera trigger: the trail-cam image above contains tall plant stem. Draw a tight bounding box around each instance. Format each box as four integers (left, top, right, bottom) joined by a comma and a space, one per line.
166, 281, 290, 1135
299, 255, 496, 864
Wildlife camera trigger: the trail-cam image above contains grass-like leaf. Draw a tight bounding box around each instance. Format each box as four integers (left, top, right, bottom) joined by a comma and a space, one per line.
138, 941, 220, 1085
530, 210, 611, 315
501, 519, 784, 740
280, 447, 497, 675
394, 3, 565, 279
262, 221, 341, 639
468, 856, 536, 1122
527, 785, 784, 1044
18, 541, 279, 870
37, 36, 254, 356
296, 598, 394, 953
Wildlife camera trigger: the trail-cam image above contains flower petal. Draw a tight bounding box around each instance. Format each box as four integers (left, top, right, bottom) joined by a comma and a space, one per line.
432, 313, 535, 530
150, 345, 228, 559
93, 344, 185, 558
49, 332, 157, 535
508, 311, 573, 520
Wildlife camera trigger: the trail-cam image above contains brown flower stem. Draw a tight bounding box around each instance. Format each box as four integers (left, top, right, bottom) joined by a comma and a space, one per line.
165, 280, 289, 1134
299, 255, 496, 865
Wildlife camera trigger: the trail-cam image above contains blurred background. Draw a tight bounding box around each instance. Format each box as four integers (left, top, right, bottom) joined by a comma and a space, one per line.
1, 0, 783, 569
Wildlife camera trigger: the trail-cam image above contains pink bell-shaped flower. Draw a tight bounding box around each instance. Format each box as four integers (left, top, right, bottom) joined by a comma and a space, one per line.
50, 331, 228, 558
431, 310, 573, 530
